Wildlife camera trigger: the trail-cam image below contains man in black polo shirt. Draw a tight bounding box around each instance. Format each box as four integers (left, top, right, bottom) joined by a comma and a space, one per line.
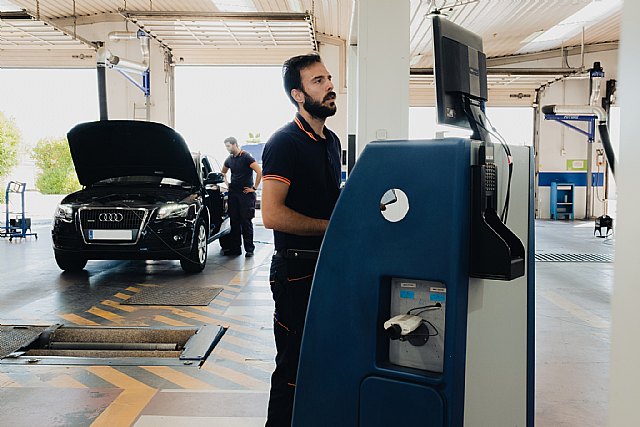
221, 136, 262, 257
261, 53, 341, 426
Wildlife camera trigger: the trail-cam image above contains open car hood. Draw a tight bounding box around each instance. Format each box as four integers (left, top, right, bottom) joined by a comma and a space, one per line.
67, 120, 200, 187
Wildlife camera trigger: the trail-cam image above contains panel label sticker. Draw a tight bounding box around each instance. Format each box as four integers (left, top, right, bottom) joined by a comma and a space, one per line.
399, 290, 415, 299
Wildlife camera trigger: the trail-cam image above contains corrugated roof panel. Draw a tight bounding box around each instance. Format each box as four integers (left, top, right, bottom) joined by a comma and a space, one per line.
0, 18, 88, 48
409, 0, 621, 68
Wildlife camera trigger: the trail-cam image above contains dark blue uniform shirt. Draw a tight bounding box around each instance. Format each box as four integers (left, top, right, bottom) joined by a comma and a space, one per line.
224, 150, 256, 192
262, 113, 341, 251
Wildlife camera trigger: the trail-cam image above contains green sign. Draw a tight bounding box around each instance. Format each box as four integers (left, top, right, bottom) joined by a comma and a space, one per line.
566, 159, 587, 171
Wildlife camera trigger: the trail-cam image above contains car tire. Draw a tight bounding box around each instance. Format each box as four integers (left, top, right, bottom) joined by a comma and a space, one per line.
181, 217, 208, 273
55, 252, 88, 272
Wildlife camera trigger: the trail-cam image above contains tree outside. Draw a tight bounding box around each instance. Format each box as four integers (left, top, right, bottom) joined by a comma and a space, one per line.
0, 111, 22, 192
31, 137, 81, 194
246, 132, 261, 144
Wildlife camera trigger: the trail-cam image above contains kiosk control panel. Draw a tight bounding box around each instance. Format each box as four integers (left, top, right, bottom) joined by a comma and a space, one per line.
388, 278, 447, 372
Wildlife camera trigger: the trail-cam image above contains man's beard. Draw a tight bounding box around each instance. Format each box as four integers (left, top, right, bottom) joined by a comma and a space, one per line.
302, 90, 337, 119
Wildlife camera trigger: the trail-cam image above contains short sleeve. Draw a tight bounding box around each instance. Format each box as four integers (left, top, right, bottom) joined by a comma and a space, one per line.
262, 133, 295, 186
223, 156, 230, 169
244, 152, 256, 166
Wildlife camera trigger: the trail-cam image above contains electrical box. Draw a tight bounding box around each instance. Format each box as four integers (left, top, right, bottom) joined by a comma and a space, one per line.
389, 278, 446, 372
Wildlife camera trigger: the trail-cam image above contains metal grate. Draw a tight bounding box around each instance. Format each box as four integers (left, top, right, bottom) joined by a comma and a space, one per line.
0, 325, 48, 358
535, 253, 614, 263
122, 287, 223, 306
79, 208, 147, 230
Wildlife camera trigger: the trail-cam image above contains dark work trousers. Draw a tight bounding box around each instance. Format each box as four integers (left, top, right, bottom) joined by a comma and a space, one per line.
266, 254, 317, 427
226, 190, 256, 253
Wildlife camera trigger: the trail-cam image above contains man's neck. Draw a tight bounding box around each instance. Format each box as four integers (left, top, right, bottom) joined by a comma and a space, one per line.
298, 109, 326, 138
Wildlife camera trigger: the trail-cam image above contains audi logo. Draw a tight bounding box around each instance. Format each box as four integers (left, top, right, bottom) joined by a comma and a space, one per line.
98, 213, 124, 222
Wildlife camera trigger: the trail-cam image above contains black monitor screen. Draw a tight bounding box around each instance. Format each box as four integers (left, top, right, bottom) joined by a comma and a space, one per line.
432, 16, 488, 130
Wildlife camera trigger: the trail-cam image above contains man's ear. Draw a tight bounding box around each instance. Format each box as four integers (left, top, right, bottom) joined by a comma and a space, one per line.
291, 88, 305, 104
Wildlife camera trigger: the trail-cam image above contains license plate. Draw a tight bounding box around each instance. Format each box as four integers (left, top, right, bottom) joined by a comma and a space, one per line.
89, 229, 133, 240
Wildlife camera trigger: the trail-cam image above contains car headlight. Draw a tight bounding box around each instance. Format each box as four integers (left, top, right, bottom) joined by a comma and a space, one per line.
54, 204, 74, 223
156, 203, 191, 220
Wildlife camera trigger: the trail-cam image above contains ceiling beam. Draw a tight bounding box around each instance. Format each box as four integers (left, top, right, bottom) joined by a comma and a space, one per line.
121, 10, 311, 22
410, 67, 583, 76
15, 10, 98, 49
486, 42, 619, 67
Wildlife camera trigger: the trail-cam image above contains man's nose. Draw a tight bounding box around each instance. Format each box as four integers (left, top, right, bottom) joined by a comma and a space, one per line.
326, 80, 334, 92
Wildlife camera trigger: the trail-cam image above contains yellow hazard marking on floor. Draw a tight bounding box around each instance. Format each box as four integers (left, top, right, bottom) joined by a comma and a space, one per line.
140, 366, 213, 390
137, 283, 160, 287
222, 334, 273, 356
201, 362, 269, 390
126, 286, 141, 293
101, 299, 137, 313
0, 372, 20, 387
209, 298, 231, 307
229, 268, 252, 286
153, 315, 193, 327
87, 307, 126, 323
114, 292, 132, 300
88, 366, 157, 427
190, 305, 224, 316
542, 290, 610, 329
60, 313, 101, 326
210, 348, 273, 373
168, 307, 223, 325
45, 373, 88, 389
166, 308, 264, 337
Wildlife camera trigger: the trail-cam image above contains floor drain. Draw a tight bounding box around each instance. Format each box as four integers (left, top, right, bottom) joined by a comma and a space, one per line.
535, 253, 613, 263
122, 287, 223, 306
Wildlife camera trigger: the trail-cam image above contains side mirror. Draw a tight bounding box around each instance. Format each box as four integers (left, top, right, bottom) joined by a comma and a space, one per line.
205, 172, 224, 184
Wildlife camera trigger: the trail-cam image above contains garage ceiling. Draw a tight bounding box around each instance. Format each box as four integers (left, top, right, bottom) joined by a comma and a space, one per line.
0, 0, 623, 100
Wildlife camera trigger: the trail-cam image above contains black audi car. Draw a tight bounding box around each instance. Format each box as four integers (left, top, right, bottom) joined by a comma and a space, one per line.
52, 120, 230, 273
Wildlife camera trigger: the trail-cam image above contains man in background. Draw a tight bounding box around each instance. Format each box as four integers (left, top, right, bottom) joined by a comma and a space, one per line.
220, 136, 262, 257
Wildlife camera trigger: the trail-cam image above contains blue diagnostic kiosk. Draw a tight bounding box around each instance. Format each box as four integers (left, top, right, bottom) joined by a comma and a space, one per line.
293, 16, 535, 427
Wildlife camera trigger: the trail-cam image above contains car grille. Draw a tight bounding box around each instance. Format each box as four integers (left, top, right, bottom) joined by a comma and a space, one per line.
79, 208, 147, 230
78, 207, 148, 245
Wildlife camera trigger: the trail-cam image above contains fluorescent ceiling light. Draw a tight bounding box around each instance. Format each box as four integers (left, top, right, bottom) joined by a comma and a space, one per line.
520, 30, 545, 44
210, 0, 257, 13
0, 0, 22, 12
518, 0, 622, 53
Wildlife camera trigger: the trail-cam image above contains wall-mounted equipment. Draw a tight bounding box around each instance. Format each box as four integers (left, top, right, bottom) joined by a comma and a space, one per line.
96, 30, 151, 121
543, 62, 616, 221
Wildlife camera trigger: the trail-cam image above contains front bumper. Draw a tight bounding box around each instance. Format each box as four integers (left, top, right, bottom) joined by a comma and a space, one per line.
52, 218, 196, 261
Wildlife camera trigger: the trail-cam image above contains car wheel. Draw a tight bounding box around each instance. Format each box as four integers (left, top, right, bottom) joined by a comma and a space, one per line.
55, 253, 88, 272
181, 217, 208, 273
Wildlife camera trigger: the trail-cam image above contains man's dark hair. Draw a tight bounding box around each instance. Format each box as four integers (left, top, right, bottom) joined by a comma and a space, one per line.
224, 136, 238, 146
282, 53, 323, 107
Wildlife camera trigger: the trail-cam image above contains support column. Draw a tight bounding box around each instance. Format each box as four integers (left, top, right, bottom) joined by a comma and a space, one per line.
355, 0, 410, 157
609, 0, 640, 425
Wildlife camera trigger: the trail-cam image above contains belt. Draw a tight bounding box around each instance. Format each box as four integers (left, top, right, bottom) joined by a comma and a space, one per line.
274, 249, 320, 260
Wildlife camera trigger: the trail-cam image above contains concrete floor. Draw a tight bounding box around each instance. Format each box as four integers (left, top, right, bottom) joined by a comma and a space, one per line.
0, 217, 614, 426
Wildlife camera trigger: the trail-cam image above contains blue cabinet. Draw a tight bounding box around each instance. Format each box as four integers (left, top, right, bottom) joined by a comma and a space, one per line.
550, 182, 574, 220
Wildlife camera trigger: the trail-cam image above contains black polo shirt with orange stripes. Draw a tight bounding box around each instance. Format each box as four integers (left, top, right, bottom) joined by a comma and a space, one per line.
262, 113, 341, 251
